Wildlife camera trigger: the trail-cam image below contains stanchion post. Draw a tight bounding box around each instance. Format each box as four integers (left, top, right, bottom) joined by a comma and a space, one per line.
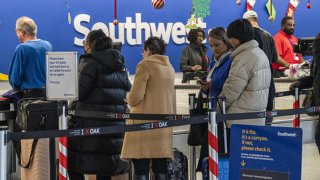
221, 97, 228, 154
293, 87, 300, 128
208, 98, 218, 180
0, 127, 8, 180
188, 94, 197, 180
58, 101, 68, 180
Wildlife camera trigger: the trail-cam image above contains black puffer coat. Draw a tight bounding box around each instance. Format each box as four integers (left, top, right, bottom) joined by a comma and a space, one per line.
298, 36, 320, 149
68, 49, 131, 175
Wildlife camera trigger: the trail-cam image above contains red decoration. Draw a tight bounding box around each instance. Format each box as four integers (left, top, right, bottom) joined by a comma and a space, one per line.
152, 0, 165, 9
113, 19, 119, 25
113, 0, 119, 26
307, 0, 311, 9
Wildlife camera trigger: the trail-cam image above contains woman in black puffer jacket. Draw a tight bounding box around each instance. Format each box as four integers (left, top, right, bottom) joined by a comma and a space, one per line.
290, 33, 320, 154
68, 30, 131, 180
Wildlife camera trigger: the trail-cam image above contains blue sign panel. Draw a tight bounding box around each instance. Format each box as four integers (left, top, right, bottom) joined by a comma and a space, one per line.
230, 125, 302, 180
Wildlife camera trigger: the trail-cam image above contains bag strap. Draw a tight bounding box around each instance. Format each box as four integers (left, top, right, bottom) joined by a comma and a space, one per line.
19, 139, 38, 168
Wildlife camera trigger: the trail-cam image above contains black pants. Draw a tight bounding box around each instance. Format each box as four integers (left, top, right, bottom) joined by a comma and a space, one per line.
132, 158, 168, 175
68, 170, 111, 180
315, 119, 320, 154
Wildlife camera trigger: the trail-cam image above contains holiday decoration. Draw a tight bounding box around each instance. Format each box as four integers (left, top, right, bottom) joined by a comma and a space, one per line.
306, 0, 311, 9
113, 19, 119, 25
266, 0, 276, 21
151, 0, 165, 9
185, 14, 203, 29
65, 0, 71, 24
286, 0, 300, 17
246, 0, 256, 11
236, 0, 241, 6
193, 0, 211, 20
113, 0, 118, 26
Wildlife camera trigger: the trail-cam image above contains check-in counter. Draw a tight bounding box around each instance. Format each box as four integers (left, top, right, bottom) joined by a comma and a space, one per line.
0, 110, 17, 179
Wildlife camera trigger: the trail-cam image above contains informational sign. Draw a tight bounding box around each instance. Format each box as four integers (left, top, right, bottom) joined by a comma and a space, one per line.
46, 52, 78, 100
230, 125, 302, 180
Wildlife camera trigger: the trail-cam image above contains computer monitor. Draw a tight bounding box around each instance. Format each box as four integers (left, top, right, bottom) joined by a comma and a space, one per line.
112, 42, 122, 52
294, 37, 315, 56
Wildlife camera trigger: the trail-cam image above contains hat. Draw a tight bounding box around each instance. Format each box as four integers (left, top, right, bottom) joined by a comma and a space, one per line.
243, 10, 258, 19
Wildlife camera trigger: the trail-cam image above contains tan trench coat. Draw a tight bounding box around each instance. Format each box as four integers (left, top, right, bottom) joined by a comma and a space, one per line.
121, 55, 175, 160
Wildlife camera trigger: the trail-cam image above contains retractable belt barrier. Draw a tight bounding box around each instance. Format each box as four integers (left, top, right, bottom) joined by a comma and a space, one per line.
274, 89, 309, 97
4, 89, 314, 142
6, 105, 320, 142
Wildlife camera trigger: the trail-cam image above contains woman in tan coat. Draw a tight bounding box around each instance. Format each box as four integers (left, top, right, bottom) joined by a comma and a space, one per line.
121, 37, 175, 180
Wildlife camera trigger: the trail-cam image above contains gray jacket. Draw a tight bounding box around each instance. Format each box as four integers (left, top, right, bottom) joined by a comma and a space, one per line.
219, 40, 271, 127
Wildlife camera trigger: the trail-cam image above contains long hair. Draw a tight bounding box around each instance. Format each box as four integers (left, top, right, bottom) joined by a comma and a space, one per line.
209, 27, 233, 50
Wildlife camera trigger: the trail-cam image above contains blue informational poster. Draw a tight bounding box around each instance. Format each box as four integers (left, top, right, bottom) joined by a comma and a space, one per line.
230, 125, 302, 180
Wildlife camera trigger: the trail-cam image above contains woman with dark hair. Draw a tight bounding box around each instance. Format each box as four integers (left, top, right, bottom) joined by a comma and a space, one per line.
219, 19, 271, 127
290, 33, 320, 154
121, 36, 175, 180
196, 27, 233, 171
180, 27, 209, 83
68, 30, 131, 180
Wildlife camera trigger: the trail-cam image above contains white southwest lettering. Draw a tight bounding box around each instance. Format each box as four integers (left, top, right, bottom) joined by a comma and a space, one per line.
73, 13, 207, 46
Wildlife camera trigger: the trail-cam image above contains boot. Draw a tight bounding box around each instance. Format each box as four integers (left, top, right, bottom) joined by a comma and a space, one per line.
154, 173, 168, 180
134, 174, 149, 180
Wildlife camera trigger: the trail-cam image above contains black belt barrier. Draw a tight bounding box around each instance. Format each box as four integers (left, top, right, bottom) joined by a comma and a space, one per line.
8, 115, 209, 141
7, 104, 320, 142
274, 89, 310, 97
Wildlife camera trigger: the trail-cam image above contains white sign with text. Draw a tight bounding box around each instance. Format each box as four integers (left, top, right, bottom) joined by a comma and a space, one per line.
46, 52, 78, 100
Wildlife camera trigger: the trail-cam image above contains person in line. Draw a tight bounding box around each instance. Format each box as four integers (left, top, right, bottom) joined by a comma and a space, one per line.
180, 27, 209, 83
121, 37, 175, 180
197, 27, 233, 171
68, 30, 131, 180
290, 33, 320, 154
9, 16, 53, 180
9, 16, 53, 98
243, 10, 288, 125
273, 16, 304, 77
219, 19, 271, 128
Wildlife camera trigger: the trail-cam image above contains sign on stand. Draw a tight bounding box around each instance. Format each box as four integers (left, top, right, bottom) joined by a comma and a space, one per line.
46, 52, 78, 100
230, 125, 302, 180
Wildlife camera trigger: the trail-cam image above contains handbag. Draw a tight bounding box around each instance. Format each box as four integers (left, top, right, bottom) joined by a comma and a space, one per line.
187, 91, 208, 146
302, 89, 318, 117
16, 99, 59, 131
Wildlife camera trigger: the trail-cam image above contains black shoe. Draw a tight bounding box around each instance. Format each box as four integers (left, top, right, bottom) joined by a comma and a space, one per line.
134, 175, 149, 180
154, 173, 168, 180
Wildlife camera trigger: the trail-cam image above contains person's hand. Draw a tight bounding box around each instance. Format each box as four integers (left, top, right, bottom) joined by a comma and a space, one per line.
284, 62, 290, 68
191, 65, 202, 71
289, 81, 301, 91
200, 80, 211, 90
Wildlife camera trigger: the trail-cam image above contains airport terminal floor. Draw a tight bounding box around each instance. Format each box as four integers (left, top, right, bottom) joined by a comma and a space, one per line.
1, 72, 320, 180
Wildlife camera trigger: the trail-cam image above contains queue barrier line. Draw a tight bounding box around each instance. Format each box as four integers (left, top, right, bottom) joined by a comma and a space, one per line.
7, 105, 320, 141
8, 115, 209, 141
274, 89, 310, 98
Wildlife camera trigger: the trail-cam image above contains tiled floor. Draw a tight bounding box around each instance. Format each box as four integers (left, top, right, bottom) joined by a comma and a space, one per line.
301, 143, 320, 180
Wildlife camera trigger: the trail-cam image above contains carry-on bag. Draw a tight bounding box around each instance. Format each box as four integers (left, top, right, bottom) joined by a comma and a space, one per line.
167, 148, 188, 180
17, 99, 59, 131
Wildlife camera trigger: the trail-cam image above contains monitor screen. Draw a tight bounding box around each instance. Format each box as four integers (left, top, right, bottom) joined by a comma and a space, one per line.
294, 37, 314, 56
